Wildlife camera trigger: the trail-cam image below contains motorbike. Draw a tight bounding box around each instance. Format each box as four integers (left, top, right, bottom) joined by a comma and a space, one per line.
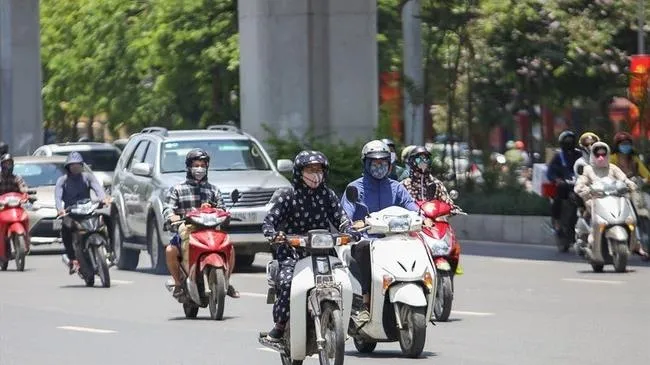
582, 177, 636, 273
60, 199, 112, 287
0, 191, 36, 271
164, 190, 241, 320
337, 186, 436, 358
417, 190, 465, 322
629, 176, 650, 256
259, 230, 353, 365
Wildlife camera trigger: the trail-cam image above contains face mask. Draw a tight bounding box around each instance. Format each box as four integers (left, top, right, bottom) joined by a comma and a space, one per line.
69, 164, 83, 175
369, 160, 390, 180
593, 155, 608, 168
302, 172, 323, 189
619, 144, 633, 154
191, 167, 207, 180
390, 152, 397, 164
561, 141, 574, 150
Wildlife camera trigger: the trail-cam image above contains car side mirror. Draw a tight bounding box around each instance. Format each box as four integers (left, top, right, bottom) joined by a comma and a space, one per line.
449, 190, 459, 200
277, 159, 293, 173
132, 162, 152, 177
345, 185, 359, 203
230, 189, 241, 204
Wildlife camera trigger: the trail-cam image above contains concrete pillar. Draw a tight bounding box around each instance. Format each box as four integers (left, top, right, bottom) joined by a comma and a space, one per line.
238, 0, 378, 144
0, 0, 43, 156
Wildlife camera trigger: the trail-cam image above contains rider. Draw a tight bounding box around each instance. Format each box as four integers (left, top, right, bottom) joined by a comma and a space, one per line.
340, 140, 419, 317
546, 130, 582, 230
574, 132, 600, 177
54, 152, 110, 274
163, 149, 240, 300
574, 142, 644, 254
0, 154, 27, 196
610, 132, 650, 180
381, 138, 399, 180
261, 150, 360, 342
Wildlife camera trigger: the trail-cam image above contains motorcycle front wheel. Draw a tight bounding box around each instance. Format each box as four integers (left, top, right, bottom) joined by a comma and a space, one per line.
398, 304, 426, 358
612, 240, 629, 273
433, 273, 454, 322
208, 267, 226, 320
92, 245, 111, 288
12, 234, 26, 272
318, 302, 345, 365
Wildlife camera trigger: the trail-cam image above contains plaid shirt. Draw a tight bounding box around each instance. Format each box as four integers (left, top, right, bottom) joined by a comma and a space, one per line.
0, 174, 27, 195
162, 179, 225, 222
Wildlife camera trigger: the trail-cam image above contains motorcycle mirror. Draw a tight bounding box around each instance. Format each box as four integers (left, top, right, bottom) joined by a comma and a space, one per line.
230, 189, 241, 204
345, 185, 359, 203
27, 189, 36, 195
449, 190, 459, 200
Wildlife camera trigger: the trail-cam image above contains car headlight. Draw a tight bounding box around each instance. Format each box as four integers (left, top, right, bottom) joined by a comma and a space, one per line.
310, 234, 334, 248
388, 216, 410, 233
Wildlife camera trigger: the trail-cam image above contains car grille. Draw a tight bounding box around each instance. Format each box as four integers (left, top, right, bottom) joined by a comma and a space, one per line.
226, 224, 263, 234
30, 218, 61, 238
221, 189, 276, 208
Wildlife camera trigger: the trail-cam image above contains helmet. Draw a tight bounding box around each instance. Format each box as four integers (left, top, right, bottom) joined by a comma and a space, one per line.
506, 140, 515, 149
0, 141, 7, 156
185, 149, 210, 168
292, 150, 329, 186
0, 153, 14, 175
614, 131, 633, 146
380, 138, 396, 150
590, 142, 611, 168
515, 140, 525, 150
558, 130, 576, 144
361, 140, 391, 161
401, 145, 416, 162
64, 151, 84, 169
579, 132, 599, 149
407, 146, 432, 172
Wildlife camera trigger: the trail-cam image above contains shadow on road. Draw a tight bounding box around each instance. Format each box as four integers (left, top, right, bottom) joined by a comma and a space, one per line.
58, 284, 109, 289
345, 350, 437, 359
462, 241, 650, 269
168, 315, 238, 321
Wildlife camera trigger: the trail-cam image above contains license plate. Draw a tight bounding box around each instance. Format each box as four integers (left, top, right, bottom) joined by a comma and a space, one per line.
53, 220, 62, 231
232, 211, 260, 223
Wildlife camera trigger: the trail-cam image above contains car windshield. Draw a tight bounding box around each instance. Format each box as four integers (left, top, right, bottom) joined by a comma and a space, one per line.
13, 162, 67, 187
160, 139, 271, 173
53, 149, 120, 172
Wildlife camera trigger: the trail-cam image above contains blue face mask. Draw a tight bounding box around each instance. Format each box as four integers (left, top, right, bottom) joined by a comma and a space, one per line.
367, 159, 390, 180
619, 144, 633, 155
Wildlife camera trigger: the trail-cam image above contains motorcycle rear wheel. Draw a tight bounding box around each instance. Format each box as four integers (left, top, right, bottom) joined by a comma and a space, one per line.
319, 302, 345, 365
208, 267, 226, 320
12, 235, 26, 272
0, 261, 7, 271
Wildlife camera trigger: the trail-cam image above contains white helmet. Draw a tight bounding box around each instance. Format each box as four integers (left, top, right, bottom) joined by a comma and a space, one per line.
361, 140, 391, 160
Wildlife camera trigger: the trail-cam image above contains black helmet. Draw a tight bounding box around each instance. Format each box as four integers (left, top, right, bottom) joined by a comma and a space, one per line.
0, 141, 7, 156
185, 148, 210, 168
0, 153, 14, 175
292, 150, 329, 187
381, 138, 396, 150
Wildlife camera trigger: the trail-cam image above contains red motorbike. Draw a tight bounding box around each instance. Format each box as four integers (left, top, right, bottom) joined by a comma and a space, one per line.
0, 191, 36, 271
165, 191, 241, 320
417, 196, 465, 322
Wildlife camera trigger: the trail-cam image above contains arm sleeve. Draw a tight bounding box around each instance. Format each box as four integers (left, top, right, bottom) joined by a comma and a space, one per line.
396, 183, 419, 211
326, 189, 352, 232
612, 165, 637, 190
574, 171, 591, 199
162, 186, 179, 222
55, 177, 64, 211
86, 173, 106, 201
262, 190, 291, 241
432, 177, 455, 205
339, 184, 357, 220
546, 155, 560, 181
15, 176, 27, 193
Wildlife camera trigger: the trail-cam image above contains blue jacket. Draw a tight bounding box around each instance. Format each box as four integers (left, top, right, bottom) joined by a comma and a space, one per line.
546, 149, 581, 182
341, 174, 419, 221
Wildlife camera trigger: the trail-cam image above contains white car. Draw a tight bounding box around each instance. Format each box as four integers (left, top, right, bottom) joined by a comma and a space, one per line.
32, 142, 122, 193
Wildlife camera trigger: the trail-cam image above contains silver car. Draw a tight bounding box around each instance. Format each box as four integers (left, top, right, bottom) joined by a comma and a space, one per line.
32, 142, 122, 193
13, 156, 97, 245
110, 125, 293, 274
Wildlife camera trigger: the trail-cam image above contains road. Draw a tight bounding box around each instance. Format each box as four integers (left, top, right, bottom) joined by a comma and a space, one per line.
1, 241, 649, 365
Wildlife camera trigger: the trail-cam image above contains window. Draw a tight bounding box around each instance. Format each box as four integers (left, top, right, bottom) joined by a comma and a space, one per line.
127, 141, 150, 170
14, 162, 67, 187
52, 149, 121, 172
143, 142, 157, 167
160, 139, 271, 173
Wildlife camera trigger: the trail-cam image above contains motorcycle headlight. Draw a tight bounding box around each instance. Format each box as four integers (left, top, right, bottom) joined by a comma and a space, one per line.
190, 213, 221, 227
310, 234, 334, 249
388, 216, 410, 233
1, 196, 21, 207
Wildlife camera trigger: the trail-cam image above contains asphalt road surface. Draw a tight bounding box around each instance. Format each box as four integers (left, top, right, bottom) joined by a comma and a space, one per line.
1, 241, 649, 365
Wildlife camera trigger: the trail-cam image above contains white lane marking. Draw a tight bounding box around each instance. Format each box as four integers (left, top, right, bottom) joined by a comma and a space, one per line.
111, 279, 133, 284
240, 292, 267, 298
451, 310, 495, 317
57, 326, 116, 334
562, 278, 624, 285
257, 348, 318, 359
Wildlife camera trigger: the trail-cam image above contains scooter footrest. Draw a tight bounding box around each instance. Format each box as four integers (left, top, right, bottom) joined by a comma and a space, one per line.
258, 336, 286, 353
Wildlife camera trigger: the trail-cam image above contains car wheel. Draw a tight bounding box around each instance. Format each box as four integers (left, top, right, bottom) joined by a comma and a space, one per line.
112, 215, 139, 270
148, 217, 168, 275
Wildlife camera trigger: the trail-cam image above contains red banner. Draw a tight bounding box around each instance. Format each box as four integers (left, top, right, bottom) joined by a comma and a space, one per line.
629, 55, 650, 102
379, 71, 403, 140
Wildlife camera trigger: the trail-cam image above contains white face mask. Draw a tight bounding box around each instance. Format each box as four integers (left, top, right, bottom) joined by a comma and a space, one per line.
191, 167, 207, 180
302, 172, 323, 189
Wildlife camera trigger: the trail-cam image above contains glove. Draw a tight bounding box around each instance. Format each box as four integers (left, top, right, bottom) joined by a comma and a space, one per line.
345, 227, 362, 242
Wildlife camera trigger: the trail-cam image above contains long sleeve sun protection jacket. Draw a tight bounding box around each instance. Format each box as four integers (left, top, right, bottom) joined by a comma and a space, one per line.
340, 173, 419, 222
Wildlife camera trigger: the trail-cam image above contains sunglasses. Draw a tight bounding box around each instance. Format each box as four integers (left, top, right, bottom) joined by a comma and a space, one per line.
414, 156, 430, 164
594, 150, 607, 157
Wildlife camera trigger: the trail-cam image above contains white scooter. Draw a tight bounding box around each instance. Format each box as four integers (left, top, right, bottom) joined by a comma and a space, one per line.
583, 177, 636, 273
337, 186, 436, 358
630, 176, 650, 256
259, 230, 353, 365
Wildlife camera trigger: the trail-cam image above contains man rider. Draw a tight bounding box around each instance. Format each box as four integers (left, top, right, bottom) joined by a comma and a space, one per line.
381, 138, 399, 180
574, 142, 644, 255
340, 140, 419, 318
261, 150, 360, 341
546, 130, 582, 231
163, 149, 240, 300
55, 152, 111, 274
